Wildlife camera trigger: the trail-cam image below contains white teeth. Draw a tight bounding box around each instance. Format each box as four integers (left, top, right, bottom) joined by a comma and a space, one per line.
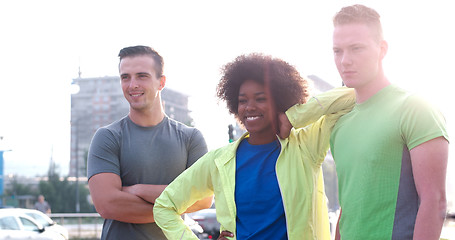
131, 93, 142, 97
246, 116, 260, 121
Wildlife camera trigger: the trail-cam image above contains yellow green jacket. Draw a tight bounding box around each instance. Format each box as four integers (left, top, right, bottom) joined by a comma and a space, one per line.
154, 87, 355, 240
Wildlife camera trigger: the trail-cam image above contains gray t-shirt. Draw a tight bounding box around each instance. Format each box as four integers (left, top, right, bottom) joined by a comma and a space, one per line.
87, 116, 208, 240
34, 201, 51, 213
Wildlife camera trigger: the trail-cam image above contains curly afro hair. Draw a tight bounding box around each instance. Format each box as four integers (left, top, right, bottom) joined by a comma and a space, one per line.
216, 53, 309, 119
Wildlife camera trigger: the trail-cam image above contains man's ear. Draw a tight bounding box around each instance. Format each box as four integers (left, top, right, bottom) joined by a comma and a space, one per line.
379, 40, 388, 60
159, 75, 166, 90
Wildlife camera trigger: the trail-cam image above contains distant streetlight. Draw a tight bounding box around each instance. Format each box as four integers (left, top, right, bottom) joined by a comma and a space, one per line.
0, 136, 4, 199
74, 120, 80, 213
0, 136, 12, 201
70, 117, 82, 213
71, 80, 81, 213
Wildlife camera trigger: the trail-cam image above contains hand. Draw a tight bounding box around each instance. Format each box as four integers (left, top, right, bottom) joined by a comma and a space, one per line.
218, 231, 234, 239
277, 112, 292, 139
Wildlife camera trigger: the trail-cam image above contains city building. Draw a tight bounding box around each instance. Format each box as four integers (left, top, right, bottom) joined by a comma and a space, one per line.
308, 74, 338, 93
70, 76, 193, 177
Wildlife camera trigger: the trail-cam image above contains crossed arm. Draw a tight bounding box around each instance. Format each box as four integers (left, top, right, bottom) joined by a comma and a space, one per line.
89, 172, 213, 224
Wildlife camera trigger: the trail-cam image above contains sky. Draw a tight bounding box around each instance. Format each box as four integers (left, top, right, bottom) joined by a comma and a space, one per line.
0, 0, 454, 205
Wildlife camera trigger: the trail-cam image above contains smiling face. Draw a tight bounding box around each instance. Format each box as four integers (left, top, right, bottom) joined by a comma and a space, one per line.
237, 80, 276, 145
119, 55, 165, 115
333, 23, 387, 91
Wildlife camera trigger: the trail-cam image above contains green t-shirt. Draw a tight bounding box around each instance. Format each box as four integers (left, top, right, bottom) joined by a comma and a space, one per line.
330, 84, 448, 239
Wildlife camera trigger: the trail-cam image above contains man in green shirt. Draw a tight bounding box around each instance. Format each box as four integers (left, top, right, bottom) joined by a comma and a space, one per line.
330, 4, 449, 240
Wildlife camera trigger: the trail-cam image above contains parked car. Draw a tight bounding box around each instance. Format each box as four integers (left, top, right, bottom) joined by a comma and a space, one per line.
7, 208, 68, 240
187, 208, 220, 239
0, 209, 65, 240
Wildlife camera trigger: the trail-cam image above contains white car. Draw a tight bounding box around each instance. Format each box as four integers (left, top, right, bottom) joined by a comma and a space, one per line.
0, 209, 65, 240
8, 208, 69, 240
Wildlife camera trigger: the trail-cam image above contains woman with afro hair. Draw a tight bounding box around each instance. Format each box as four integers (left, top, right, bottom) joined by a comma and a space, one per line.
154, 53, 355, 240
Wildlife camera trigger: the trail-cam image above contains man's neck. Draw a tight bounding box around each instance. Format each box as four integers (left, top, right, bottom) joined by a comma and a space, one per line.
129, 104, 165, 127
355, 75, 390, 103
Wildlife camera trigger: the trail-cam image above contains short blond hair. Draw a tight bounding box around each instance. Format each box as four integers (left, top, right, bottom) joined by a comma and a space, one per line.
333, 4, 383, 42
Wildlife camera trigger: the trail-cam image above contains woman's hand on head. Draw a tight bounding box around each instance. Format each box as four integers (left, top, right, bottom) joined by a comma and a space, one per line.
277, 112, 292, 139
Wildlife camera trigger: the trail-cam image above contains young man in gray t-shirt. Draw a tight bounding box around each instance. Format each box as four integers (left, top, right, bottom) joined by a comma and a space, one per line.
87, 45, 211, 240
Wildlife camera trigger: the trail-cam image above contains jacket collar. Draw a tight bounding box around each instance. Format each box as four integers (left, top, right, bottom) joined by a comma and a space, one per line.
214, 131, 289, 167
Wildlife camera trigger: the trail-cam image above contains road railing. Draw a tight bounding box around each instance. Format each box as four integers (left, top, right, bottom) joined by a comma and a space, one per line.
49, 213, 103, 239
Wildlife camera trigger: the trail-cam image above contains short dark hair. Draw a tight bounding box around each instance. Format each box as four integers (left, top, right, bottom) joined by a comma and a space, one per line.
333, 4, 383, 42
216, 53, 309, 121
118, 45, 164, 77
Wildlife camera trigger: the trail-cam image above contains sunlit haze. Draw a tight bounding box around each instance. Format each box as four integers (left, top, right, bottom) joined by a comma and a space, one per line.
0, 0, 453, 208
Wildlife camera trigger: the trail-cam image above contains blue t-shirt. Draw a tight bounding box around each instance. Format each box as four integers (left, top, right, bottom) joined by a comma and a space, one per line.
235, 138, 287, 240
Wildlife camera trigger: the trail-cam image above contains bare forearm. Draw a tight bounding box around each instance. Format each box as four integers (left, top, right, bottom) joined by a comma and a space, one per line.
413, 199, 446, 240
122, 184, 167, 204
95, 190, 156, 223
89, 174, 159, 224
185, 195, 213, 213
99, 184, 168, 223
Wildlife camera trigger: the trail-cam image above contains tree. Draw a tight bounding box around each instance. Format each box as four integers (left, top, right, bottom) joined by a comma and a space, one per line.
5, 176, 38, 197
38, 163, 94, 213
